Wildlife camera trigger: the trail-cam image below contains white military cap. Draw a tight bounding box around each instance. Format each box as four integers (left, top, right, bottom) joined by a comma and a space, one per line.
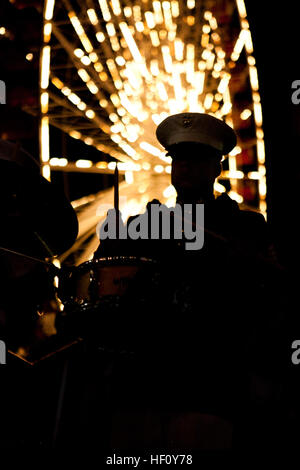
156, 112, 237, 155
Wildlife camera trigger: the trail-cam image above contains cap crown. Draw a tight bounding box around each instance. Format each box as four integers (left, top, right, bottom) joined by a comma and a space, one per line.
156, 112, 237, 155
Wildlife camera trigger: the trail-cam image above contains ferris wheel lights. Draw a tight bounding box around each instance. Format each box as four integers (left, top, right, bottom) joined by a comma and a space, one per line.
44, 0, 55, 21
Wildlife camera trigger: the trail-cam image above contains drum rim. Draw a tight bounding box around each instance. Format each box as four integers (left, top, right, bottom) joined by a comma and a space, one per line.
76, 255, 158, 271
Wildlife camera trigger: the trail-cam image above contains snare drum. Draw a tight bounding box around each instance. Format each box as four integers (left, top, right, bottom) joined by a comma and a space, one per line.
57, 256, 161, 349
59, 256, 158, 309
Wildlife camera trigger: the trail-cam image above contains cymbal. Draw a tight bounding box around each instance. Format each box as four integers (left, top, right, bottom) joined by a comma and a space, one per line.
0, 141, 78, 258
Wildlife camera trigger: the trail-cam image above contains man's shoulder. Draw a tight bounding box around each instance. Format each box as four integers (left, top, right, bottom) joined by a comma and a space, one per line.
237, 208, 266, 225
215, 193, 267, 233
230, 208, 271, 257
235, 209, 267, 236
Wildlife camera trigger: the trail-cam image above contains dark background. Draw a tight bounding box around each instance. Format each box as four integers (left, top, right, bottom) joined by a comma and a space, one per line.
247, 1, 300, 269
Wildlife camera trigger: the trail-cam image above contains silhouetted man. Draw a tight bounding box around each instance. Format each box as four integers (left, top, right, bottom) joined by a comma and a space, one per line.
93, 113, 287, 451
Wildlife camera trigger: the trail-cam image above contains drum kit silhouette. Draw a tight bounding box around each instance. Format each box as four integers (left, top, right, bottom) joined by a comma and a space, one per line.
0, 139, 282, 365
0, 140, 160, 363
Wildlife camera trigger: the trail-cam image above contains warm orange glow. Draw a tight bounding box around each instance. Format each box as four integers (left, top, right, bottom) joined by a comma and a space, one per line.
40, 0, 266, 215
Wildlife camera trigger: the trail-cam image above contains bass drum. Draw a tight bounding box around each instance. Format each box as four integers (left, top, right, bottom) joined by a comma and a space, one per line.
56, 256, 162, 351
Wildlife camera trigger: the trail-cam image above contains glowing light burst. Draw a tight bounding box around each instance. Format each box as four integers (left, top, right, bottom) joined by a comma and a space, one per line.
40, 0, 266, 215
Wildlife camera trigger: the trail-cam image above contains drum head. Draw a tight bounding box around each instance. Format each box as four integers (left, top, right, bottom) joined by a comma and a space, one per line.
56, 256, 162, 351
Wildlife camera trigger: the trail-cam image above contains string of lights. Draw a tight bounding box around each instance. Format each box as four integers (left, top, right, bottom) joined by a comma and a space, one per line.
39, 0, 266, 216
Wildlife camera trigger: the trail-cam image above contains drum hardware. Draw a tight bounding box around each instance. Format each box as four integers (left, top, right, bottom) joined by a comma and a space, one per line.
55, 255, 162, 352
1, 145, 284, 357
114, 162, 119, 238
0, 245, 60, 273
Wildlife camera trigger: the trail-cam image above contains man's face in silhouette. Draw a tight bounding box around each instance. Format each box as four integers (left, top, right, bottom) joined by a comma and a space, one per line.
169, 143, 222, 200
